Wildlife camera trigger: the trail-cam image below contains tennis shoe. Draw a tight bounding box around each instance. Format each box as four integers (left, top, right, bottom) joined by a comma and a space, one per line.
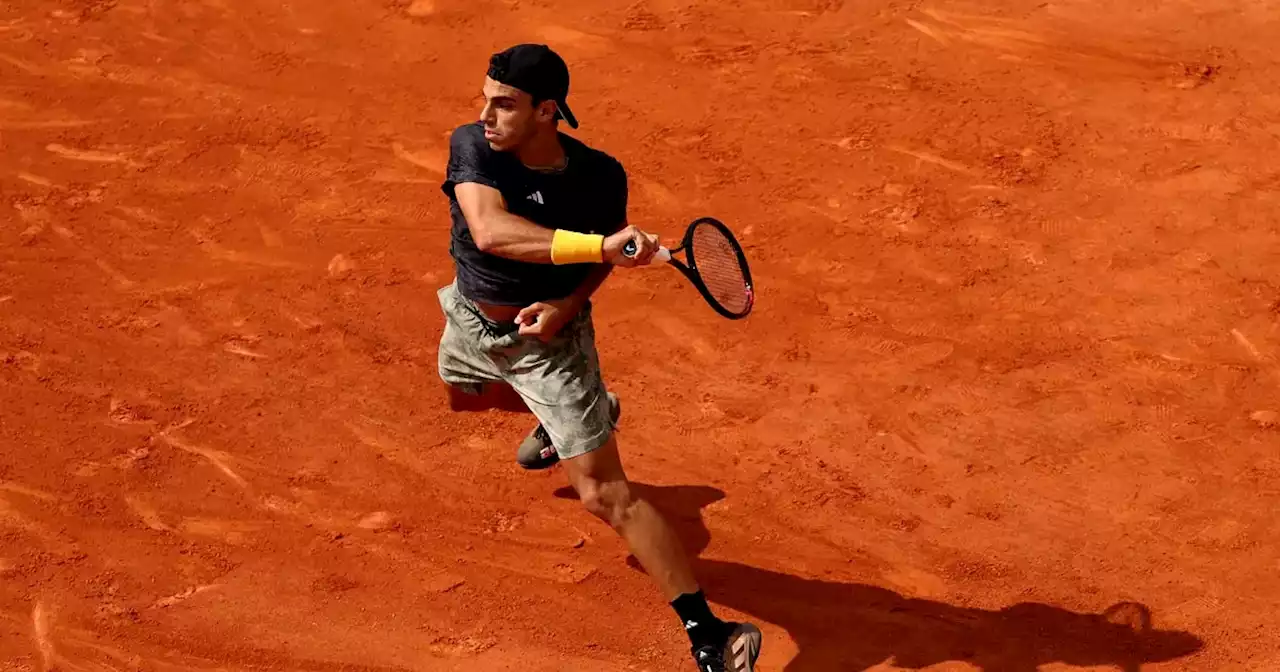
692, 622, 762, 672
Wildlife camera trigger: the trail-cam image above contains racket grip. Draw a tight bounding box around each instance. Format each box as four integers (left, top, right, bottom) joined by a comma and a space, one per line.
622, 240, 671, 263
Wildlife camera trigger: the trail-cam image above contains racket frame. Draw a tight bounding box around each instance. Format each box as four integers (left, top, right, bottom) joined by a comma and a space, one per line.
663, 216, 755, 320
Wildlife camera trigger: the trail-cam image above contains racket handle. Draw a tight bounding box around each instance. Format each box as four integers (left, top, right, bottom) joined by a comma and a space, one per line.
622, 240, 672, 263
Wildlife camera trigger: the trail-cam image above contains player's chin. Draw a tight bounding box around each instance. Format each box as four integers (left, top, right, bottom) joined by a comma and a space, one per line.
484, 133, 511, 151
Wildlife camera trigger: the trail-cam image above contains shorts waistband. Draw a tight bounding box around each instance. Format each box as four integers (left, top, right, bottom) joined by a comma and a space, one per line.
448, 283, 519, 339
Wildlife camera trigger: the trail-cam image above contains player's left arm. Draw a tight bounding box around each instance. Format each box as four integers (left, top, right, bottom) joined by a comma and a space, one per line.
564, 264, 614, 312
563, 165, 629, 312
517, 164, 629, 338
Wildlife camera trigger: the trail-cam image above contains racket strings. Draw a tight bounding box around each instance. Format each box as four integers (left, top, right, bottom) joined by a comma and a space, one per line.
690, 224, 751, 314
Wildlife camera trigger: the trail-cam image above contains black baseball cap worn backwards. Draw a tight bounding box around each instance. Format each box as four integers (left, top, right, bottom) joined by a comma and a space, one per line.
487, 44, 579, 129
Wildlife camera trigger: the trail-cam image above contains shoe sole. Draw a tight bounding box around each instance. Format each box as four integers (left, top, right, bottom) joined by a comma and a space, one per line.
725, 623, 762, 672
517, 393, 620, 470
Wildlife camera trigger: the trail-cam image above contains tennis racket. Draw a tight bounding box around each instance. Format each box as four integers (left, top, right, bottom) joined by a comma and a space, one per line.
623, 216, 755, 320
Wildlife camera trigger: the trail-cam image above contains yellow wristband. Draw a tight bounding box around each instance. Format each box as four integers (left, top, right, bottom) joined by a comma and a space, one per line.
550, 229, 604, 265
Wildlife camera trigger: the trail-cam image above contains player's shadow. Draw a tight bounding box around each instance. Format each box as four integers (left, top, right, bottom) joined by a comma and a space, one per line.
553, 484, 1204, 672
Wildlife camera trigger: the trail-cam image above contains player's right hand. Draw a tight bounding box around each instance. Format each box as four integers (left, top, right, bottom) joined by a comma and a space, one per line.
604, 225, 659, 267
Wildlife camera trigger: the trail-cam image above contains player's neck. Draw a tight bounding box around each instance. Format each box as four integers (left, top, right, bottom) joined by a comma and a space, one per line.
515, 128, 566, 172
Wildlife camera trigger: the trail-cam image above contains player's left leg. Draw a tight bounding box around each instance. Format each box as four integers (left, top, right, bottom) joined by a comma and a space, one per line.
564, 435, 696, 595
503, 306, 761, 671
560, 434, 761, 671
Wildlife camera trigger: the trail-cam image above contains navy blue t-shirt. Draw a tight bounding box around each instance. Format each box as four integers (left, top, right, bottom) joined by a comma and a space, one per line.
440, 122, 628, 307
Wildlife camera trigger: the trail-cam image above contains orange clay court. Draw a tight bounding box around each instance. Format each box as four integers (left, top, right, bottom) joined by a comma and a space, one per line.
2, 0, 1279, 670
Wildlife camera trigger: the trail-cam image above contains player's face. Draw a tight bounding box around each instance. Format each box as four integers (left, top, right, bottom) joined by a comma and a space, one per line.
479, 78, 535, 151
478, 77, 556, 151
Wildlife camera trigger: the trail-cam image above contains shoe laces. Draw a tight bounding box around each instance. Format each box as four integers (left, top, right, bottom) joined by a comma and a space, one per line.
694, 646, 724, 672
532, 425, 555, 457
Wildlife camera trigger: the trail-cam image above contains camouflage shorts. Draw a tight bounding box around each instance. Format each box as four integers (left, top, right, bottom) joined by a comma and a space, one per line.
435, 280, 615, 459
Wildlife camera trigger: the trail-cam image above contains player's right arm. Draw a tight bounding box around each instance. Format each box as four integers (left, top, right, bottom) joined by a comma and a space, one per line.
444, 125, 655, 266
456, 181, 655, 266
454, 182, 556, 262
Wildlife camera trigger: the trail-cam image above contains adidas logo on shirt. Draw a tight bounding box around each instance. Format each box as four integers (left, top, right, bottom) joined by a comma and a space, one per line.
526, 191, 544, 205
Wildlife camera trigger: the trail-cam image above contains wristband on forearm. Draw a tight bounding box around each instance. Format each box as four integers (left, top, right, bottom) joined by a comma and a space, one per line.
550, 229, 604, 265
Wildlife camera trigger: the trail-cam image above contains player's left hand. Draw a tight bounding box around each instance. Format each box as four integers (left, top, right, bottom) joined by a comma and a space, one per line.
515, 298, 577, 342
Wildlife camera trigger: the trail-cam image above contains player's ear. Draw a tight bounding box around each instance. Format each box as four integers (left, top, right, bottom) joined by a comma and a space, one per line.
535, 99, 557, 124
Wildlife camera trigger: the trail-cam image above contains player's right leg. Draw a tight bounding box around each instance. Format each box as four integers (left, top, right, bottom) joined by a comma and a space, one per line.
516, 391, 620, 469
436, 280, 511, 406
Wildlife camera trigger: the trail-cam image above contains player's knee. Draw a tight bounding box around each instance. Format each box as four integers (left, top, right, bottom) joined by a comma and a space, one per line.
578, 479, 635, 529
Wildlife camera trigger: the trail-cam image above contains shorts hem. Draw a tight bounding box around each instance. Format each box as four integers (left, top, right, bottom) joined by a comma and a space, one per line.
555, 426, 615, 460
440, 378, 485, 396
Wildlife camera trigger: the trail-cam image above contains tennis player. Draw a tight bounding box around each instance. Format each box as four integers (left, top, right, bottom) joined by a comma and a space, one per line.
434, 43, 762, 671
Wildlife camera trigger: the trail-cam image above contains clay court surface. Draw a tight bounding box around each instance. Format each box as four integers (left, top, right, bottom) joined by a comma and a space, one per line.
4, 0, 1280, 669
